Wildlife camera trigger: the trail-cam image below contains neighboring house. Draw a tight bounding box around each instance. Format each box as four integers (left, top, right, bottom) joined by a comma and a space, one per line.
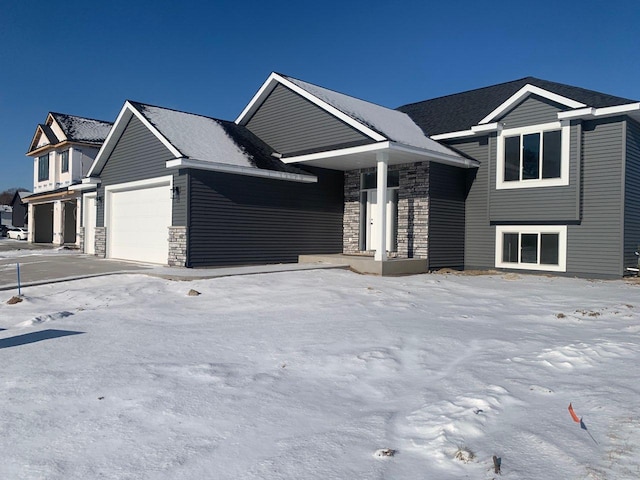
82, 73, 639, 278
24, 113, 112, 245
10, 191, 31, 227
0, 205, 12, 227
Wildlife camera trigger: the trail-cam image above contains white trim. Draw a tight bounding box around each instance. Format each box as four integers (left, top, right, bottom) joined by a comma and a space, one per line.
495, 225, 567, 272
88, 101, 182, 177
495, 121, 570, 190
430, 123, 501, 141
479, 84, 586, 125
557, 102, 640, 120
281, 141, 478, 169
68, 177, 101, 191
165, 158, 317, 183
235, 72, 386, 142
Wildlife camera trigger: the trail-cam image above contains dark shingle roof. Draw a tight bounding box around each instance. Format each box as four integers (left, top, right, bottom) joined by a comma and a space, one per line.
50, 112, 113, 144
397, 77, 638, 136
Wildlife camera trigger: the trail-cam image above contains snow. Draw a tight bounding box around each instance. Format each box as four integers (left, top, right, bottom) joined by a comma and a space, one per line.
285, 76, 460, 156
0, 269, 639, 479
52, 113, 112, 143
136, 104, 255, 167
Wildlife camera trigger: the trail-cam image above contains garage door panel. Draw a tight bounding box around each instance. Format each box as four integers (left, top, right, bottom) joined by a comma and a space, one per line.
108, 184, 171, 264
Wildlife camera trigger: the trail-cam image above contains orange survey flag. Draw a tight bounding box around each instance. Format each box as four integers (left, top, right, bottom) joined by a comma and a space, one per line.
568, 403, 581, 423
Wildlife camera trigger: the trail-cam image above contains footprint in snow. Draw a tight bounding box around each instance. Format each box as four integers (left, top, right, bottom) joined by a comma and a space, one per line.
18, 311, 74, 328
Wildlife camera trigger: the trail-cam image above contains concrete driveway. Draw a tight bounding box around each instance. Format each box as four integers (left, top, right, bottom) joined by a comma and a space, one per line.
0, 252, 151, 291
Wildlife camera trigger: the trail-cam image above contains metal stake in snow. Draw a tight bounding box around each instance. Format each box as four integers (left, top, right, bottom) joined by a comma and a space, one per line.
16, 262, 21, 296
568, 403, 599, 445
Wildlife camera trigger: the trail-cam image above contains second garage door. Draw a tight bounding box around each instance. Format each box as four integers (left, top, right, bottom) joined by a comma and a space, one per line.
107, 180, 172, 264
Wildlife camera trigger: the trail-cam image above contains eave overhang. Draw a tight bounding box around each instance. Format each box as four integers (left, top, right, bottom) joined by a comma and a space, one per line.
165, 158, 318, 183
280, 141, 478, 171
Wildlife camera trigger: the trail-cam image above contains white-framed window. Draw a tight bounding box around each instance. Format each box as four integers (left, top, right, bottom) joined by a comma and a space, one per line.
496, 121, 570, 189
495, 225, 567, 272
60, 150, 69, 173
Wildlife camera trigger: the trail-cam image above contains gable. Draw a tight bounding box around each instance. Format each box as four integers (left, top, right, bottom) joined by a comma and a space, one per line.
244, 83, 373, 156
497, 95, 567, 129
97, 115, 175, 185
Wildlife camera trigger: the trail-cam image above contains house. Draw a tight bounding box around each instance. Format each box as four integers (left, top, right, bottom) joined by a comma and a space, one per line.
82, 73, 639, 278
24, 112, 112, 245
10, 191, 31, 227
0, 205, 12, 227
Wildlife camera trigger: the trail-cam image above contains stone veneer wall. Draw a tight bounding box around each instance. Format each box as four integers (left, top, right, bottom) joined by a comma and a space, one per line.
342, 162, 430, 259
78, 226, 85, 253
168, 226, 188, 266
95, 227, 106, 258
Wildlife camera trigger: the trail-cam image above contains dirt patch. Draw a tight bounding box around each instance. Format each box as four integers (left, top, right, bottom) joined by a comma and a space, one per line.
6, 296, 23, 305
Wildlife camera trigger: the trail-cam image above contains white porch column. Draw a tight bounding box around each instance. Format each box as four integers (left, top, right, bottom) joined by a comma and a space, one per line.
375, 151, 388, 261
53, 200, 63, 245
27, 204, 34, 243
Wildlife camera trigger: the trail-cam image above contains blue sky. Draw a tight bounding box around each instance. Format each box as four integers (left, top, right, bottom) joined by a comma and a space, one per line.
1, 0, 639, 192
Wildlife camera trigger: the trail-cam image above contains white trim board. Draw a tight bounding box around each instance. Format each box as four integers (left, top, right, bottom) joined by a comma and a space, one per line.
479, 84, 586, 125
165, 158, 318, 183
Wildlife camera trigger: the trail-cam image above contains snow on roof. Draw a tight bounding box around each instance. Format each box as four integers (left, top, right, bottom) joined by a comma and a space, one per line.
51, 113, 113, 144
133, 103, 260, 168
283, 75, 457, 156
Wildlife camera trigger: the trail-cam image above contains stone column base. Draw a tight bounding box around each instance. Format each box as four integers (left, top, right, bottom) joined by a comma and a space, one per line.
168, 226, 188, 266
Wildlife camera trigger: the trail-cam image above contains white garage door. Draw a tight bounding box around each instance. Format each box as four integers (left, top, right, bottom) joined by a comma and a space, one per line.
107, 181, 172, 264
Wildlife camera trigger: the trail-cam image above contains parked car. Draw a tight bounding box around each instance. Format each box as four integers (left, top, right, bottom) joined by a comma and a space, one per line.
7, 227, 27, 240
0, 225, 9, 237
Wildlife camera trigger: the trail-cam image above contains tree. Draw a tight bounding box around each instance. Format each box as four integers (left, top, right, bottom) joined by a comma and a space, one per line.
0, 188, 29, 205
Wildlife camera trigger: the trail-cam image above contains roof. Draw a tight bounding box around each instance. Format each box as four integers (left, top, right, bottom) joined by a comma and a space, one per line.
129, 102, 309, 175
397, 77, 639, 136
49, 112, 113, 144
11, 190, 32, 205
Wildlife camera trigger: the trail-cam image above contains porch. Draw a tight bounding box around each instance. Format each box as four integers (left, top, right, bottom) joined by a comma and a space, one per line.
299, 253, 428, 276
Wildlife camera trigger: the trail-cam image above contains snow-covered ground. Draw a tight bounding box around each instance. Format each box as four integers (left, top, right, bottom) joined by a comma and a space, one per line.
0, 269, 638, 479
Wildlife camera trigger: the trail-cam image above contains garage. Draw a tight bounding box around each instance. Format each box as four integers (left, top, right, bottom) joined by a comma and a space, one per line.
106, 178, 172, 264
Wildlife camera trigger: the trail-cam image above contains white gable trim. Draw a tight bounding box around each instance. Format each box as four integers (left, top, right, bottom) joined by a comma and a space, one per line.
88, 102, 182, 177
165, 158, 317, 183
479, 84, 586, 125
430, 122, 501, 141
235, 72, 387, 142
557, 102, 640, 120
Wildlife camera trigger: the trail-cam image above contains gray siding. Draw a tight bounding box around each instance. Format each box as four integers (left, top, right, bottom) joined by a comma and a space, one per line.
489, 124, 580, 222
497, 95, 566, 129
625, 119, 640, 271
447, 137, 493, 269
567, 117, 624, 277
428, 162, 466, 269
245, 84, 373, 156
188, 167, 343, 267
96, 115, 186, 227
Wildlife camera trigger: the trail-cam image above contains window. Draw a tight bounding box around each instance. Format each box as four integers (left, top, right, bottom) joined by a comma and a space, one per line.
60, 150, 69, 173
38, 154, 49, 182
495, 225, 567, 272
496, 122, 570, 189
361, 170, 399, 189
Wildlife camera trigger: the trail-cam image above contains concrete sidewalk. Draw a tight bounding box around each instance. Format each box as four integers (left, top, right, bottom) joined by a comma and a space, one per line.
0, 253, 349, 292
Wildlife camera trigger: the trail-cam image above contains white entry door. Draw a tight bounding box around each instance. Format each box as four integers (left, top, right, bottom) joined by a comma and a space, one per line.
365, 189, 396, 252
83, 194, 96, 255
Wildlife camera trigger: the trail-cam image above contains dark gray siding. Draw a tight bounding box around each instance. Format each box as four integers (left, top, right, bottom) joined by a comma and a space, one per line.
447, 137, 493, 269
188, 166, 343, 267
567, 117, 624, 277
96, 115, 185, 227
245, 84, 373, 156
428, 162, 466, 269
497, 95, 566, 129
11, 198, 27, 227
489, 124, 580, 222
624, 119, 640, 272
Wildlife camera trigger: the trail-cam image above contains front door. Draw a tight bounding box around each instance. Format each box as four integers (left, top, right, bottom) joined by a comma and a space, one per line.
365, 189, 397, 252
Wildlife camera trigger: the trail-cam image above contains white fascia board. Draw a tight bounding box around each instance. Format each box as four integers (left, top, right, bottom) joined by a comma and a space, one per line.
166, 158, 318, 183
68, 178, 101, 191
430, 122, 500, 141
282, 142, 391, 164
87, 102, 182, 177
235, 73, 386, 142
479, 84, 587, 125
557, 103, 640, 121
557, 107, 596, 120
388, 142, 479, 168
